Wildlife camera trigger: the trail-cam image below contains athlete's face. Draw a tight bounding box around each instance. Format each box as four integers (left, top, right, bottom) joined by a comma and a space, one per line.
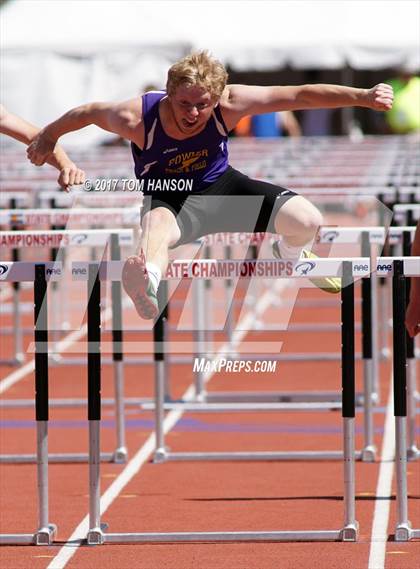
169, 84, 218, 135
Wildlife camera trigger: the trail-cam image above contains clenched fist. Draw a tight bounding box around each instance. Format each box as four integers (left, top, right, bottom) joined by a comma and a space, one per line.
57, 164, 86, 192
365, 83, 394, 111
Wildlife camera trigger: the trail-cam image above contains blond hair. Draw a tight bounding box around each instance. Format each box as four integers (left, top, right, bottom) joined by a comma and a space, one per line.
166, 51, 228, 99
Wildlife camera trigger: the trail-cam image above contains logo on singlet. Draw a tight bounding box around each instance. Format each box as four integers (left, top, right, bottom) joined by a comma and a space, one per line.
163, 147, 178, 154
166, 149, 209, 173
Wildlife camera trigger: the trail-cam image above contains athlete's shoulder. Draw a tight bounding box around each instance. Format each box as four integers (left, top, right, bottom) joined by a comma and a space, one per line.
219, 85, 251, 131
111, 97, 144, 148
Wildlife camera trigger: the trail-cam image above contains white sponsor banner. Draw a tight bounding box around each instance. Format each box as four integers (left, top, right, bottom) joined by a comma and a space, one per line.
387, 226, 417, 245
38, 191, 143, 208
0, 262, 62, 282
72, 257, 377, 281
318, 227, 385, 244
0, 229, 133, 248
0, 208, 140, 226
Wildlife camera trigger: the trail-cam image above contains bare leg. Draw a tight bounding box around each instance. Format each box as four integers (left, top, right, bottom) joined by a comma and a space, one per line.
122, 207, 181, 319
274, 195, 323, 246
273, 195, 340, 293
138, 207, 181, 274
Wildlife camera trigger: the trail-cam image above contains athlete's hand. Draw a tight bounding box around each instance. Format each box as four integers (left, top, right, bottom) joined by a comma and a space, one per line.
27, 128, 57, 165
57, 164, 85, 192
365, 83, 394, 111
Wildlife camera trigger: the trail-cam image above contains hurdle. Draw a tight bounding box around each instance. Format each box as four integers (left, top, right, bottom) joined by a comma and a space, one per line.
75, 256, 367, 463
194, 228, 383, 461
0, 263, 58, 545
0, 229, 133, 464
161, 228, 415, 462
392, 259, 420, 541
82, 260, 359, 544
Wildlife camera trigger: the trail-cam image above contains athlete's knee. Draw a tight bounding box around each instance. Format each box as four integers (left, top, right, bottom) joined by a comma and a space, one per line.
275, 198, 323, 236
141, 207, 180, 245
142, 208, 175, 231
298, 206, 323, 235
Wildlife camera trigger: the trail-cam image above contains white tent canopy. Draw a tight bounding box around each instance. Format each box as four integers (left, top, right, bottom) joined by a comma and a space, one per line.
1, 0, 419, 144
3, 0, 419, 68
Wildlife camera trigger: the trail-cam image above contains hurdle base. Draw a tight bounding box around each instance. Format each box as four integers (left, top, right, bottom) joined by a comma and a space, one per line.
112, 447, 128, 464
87, 526, 105, 545
156, 450, 364, 462
35, 524, 57, 546
142, 402, 342, 412
381, 347, 391, 359
0, 533, 41, 545
340, 523, 359, 542
0, 355, 25, 366
0, 452, 116, 464
203, 390, 374, 406
153, 447, 170, 463
361, 445, 377, 463
407, 445, 420, 461
395, 522, 414, 542
100, 529, 347, 543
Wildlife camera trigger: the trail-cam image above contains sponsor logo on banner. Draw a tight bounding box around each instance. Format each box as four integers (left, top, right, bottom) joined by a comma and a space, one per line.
0, 264, 10, 278
119, 233, 132, 244
72, 267, 87, 276
10, 213, 25, 225
376, 263, 393, 274
70, 233, 88, 244
370, 231, 385, 243
322, 230, 339, 242
352, 262, 370, 276
45, 267, 62, 277
294, 261, 316, 275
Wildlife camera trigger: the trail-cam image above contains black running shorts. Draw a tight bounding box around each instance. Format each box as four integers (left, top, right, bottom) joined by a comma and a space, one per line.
141, 167, 297, 247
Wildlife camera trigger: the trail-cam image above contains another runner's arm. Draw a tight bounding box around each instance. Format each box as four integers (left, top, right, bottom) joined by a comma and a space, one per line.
223, 83, 393, 122
27, 98, 143, 166
1, 104, 85, 189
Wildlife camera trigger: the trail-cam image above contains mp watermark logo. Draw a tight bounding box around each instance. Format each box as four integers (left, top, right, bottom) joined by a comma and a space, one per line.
294, 261, 316, 275
193, 358, 277, 374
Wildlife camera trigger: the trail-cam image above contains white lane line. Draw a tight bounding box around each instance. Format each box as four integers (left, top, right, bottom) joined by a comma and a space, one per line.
46, 386, 194, 569
368, 378, 395, 569
47, 280, 289, 569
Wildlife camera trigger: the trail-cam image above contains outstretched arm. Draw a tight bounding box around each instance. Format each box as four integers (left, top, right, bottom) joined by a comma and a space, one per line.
406, 220, 420, 338
222, 83, 393, 129
0, 104, 85, 190
27, 98, 143, 166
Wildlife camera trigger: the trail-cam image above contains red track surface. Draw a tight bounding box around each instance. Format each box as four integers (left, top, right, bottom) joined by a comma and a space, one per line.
1, 271, 419, 569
